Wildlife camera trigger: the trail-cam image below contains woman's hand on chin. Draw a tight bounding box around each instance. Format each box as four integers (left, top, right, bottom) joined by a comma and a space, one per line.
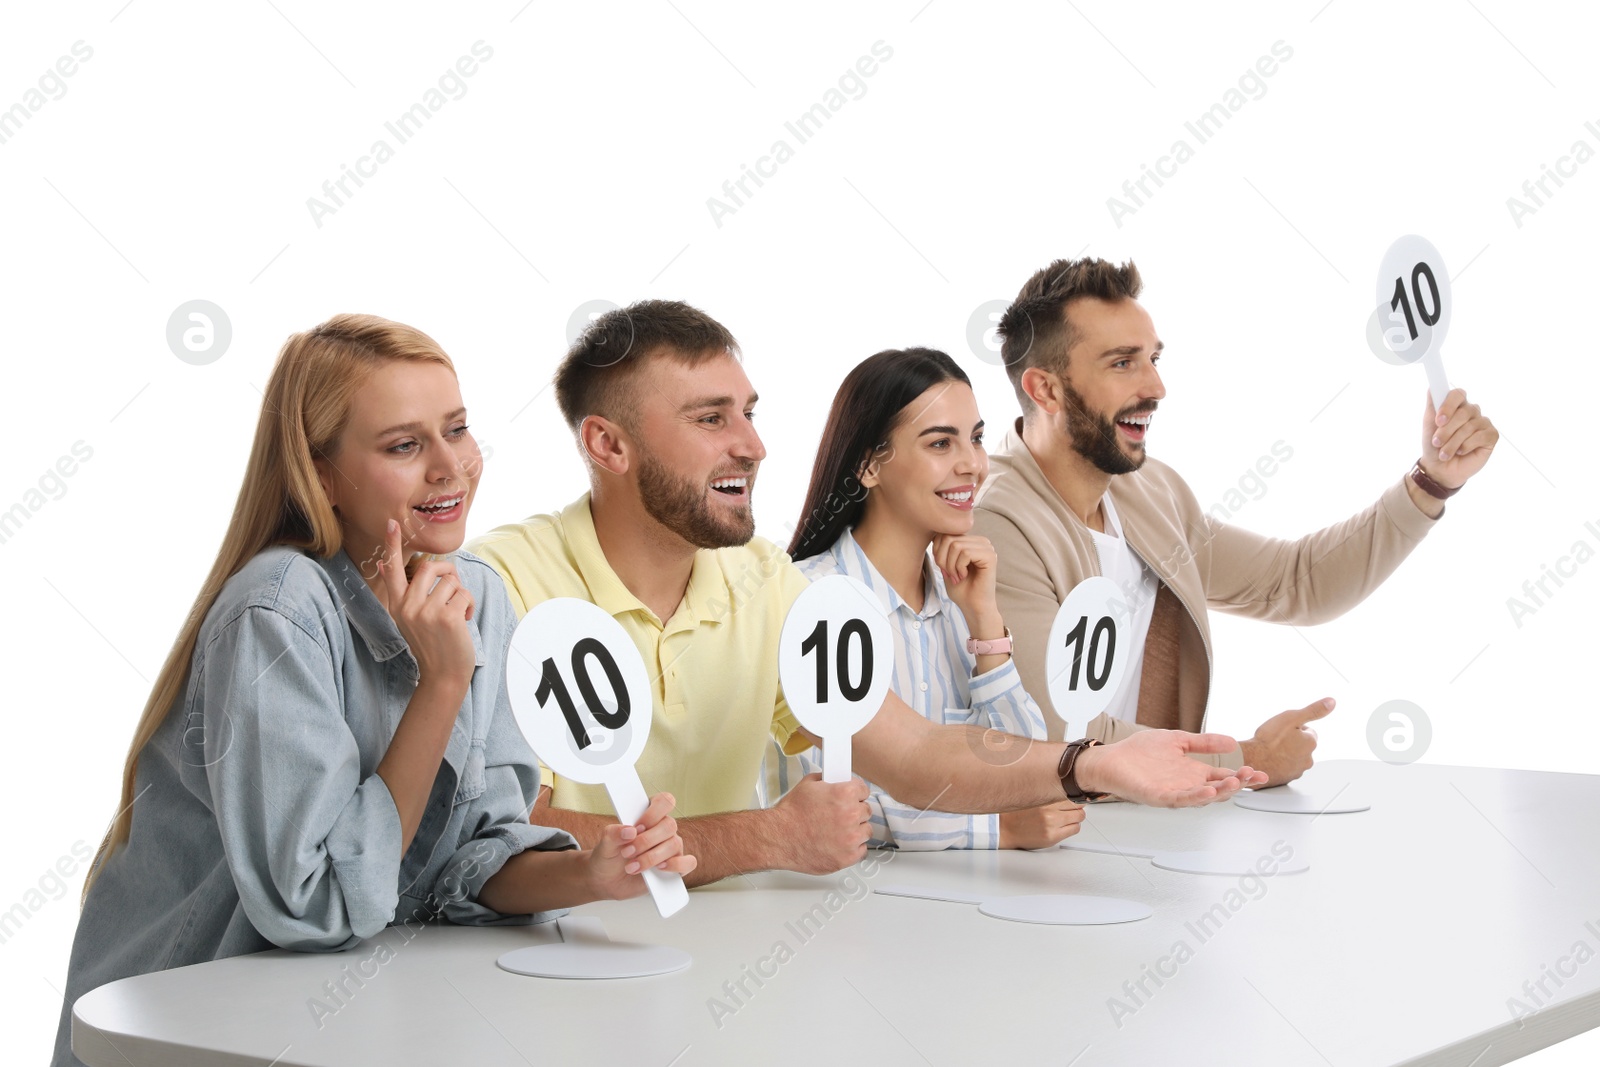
376, 518, 477, 690
932, 532, 1003, 635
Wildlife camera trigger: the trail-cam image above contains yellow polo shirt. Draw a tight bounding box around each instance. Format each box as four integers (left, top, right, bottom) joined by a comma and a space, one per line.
467, 495, 812, 817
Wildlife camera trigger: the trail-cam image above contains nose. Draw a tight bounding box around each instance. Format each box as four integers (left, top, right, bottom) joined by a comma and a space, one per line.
428, 433, 469, 484
955, 437, 984, 478
731, 414, 767, 464
1143, 358, 1166, 401
972, 445, 990, 485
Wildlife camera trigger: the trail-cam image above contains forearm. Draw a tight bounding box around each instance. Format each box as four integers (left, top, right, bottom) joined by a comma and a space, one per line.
478, 847, 604, 914
860, 723, 1070, 813
1088, 712, 1240, 769
532, 787, 793, 885
676, 808, 792, 886
376, 677, 470, 854
1206, 476, 1437, 624
529, 791, 615, 850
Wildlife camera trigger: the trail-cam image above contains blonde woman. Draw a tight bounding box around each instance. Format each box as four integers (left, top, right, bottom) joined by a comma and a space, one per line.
53, 315, 693, 1067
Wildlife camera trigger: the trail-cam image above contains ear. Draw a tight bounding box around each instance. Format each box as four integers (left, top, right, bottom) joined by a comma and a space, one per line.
1020, 367, 1062, 416
855, 447, 884, 489
579, 415, 630, 477
312, 456, 341, 510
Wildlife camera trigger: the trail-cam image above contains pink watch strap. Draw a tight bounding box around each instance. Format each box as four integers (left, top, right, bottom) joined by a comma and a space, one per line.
967, 630, 1012, 655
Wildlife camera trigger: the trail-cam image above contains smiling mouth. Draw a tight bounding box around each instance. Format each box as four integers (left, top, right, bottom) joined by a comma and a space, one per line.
1115, 413, 1154, 442
710, 476, 749, 498
413, 493, 465, 517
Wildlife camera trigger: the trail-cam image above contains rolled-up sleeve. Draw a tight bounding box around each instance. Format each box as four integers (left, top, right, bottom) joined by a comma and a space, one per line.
198, 606, 403, 951
967, 659, 1048, 740
432, 627, 578, 926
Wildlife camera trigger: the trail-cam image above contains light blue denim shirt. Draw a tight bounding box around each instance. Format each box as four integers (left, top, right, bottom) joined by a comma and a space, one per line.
53, 545, 574, 1067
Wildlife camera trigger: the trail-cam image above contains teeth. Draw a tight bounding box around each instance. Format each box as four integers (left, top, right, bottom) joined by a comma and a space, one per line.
937, 490, 972, 502
416, 496, 462, 511
1118, 415, 1153, 427
710, 477, 748, 490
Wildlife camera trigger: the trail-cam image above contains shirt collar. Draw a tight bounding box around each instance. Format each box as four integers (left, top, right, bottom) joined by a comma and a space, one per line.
1000, 418, 1061, 511
1000, 418, 1154, 560
562, 494, 731, 632
832, 526, 945, 620
315, 546, 487, 667
1001, 419, 1118, 532
674, 549, 732, 633
1098, 491, 1125, 539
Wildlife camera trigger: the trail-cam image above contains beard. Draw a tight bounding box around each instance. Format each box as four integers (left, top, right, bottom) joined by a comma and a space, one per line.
637, 452, 755, 549
1062, 379, 1151, 476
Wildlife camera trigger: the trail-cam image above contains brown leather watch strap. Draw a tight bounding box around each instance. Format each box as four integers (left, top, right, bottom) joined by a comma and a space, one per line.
1057, 738, 1109, 803
1410, 459, 1460, 500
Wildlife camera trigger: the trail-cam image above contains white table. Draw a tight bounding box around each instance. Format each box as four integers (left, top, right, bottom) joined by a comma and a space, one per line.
74, 760, 1600, 1066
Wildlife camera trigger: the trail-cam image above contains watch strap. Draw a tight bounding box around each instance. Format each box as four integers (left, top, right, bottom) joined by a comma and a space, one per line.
1410, 459, 1460, 500
1057, 738, 1108, 803
967, 627, 1013, 656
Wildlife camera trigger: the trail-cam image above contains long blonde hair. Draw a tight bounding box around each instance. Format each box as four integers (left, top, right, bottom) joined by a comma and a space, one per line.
83, 314, 456, 901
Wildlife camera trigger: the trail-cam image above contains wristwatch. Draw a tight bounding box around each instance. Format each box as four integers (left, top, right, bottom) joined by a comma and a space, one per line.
966, 627, 1012, 656
1410, 458, 1460, 500
1057, 738, 1109, 803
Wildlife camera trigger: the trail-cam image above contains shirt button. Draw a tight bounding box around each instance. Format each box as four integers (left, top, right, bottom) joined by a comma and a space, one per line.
912, 620, 922, 630
919, 682, 929, 692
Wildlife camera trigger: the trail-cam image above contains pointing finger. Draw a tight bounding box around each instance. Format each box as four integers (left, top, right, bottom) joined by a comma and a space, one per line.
1285, 698, 1336, 726
380, 519, 407, 607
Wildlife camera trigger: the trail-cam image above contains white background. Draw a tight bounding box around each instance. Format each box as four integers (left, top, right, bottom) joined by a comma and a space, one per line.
2, 1, 1596, 1063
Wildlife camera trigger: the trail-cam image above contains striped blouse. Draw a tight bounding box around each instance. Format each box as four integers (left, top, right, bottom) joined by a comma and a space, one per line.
761, 527, 1047, 849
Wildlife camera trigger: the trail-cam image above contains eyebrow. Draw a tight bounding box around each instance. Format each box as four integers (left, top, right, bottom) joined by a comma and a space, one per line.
1098, 340, 1164, 359
680, 393, 759, 411
376, 407, 467, 437
917, 419, 985, 438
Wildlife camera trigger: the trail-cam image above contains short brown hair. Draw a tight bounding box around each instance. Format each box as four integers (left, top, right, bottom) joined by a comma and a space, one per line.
997, 258, 1142, 413
553, 299, 739, 432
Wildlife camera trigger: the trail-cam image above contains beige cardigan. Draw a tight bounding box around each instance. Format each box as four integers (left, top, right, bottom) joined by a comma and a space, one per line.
972, 424, 1440, 766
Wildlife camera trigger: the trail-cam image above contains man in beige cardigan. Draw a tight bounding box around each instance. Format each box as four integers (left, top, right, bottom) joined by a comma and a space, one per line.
973, 257, 1499, 785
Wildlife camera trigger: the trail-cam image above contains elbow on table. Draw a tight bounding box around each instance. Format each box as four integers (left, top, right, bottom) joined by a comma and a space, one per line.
246, 881, 398, 953
270, 926, 367, 953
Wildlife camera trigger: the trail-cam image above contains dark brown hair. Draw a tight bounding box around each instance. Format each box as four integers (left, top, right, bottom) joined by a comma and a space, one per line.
998, 257, 1142, 413
553, 299, 739, 432
789, 347, 971, 561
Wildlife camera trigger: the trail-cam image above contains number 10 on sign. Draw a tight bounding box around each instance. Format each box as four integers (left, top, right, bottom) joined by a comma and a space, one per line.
1375, 234, 1453, 410
779, 576, 892, 784
506, 598, 690, 918
1045, 577, 1132, 737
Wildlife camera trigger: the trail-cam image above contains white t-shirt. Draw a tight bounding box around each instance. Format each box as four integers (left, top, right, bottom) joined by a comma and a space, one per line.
1087, 494, 1157, 723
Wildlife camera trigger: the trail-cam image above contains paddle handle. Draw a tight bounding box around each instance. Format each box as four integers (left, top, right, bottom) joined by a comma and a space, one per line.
605, 772, 689, 918
822, 733, 853, 784
1423, 350, 1449, 410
